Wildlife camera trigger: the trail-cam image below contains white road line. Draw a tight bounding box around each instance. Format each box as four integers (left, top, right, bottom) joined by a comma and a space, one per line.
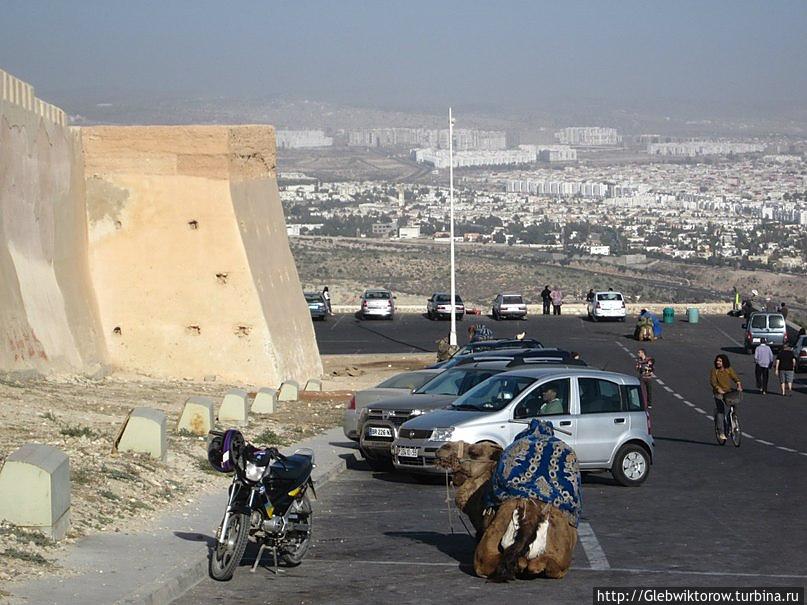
577, 521, 610, 570
673, 393, 684, 400
655, 379, 665, 385
663, 386, 674, 393
329, 315, 346, 330
741, 432, 755, 439
703, 316, 744, 347
756, 439, 774, 446
777, 446, 797, 453
684, 401, 695, 406
693, 407, 707, 414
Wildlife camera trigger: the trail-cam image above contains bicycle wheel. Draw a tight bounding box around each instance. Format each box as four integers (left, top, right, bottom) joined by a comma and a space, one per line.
730, 409, 741, 447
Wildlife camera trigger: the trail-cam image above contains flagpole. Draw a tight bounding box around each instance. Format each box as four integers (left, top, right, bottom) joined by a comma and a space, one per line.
449, 107, 457, 347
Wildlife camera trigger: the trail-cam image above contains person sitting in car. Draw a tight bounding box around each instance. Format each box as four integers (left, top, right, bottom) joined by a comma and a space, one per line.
539, 387, 564, 415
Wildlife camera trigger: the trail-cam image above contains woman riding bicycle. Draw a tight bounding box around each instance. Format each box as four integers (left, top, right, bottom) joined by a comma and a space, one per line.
709, 354, 742, 441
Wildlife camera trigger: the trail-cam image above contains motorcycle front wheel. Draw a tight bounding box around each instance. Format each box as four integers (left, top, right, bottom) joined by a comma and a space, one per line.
280, 494, 313, 567
209, 512, 249, 581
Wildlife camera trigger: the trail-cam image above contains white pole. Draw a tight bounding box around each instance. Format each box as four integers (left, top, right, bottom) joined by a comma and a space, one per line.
449, 107, 457, 347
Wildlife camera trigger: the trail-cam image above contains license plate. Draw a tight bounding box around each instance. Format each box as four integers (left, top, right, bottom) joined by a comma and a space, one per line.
368, 426, 392, 438
752, 338, 760, 343
397, 446, 418, 458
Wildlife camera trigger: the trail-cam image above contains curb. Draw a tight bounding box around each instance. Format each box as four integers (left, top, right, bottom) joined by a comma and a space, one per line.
119, 442, 350, 605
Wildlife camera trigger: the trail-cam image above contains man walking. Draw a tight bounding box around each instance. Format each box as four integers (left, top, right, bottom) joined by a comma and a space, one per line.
540, 285, 552, 315
753, 337, 774, 394
774, 343, 796, 396
550, 287, 563, 316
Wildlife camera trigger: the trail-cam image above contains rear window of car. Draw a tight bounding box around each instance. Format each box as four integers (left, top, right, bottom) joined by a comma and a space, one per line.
376, 372, 433, 390
751, 315, 767, 329
768, 315, 785, 329
304, 293, 322, 303
597, 292, 623, 301
365, 291, 390, 300
502, 295, 523, 304
435, 294, 463, 304
622, 385, 644, 411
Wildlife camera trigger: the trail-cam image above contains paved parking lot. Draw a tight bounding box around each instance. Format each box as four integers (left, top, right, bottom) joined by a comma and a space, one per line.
178, 314, 807, 604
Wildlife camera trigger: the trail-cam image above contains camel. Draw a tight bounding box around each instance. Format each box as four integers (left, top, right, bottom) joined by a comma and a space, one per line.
435, 439, 578, 581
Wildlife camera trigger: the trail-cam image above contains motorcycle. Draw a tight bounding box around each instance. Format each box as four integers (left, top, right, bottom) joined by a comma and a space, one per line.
207, 429, 316, 581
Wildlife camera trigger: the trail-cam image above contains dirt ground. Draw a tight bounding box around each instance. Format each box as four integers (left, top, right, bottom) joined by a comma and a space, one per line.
0, 352, 434, 593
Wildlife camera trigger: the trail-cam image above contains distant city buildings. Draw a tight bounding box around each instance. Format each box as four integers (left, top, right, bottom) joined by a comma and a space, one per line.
505, 179, 637, 198
348, 127, 506, 150
647, 141, 765, 157
518, 144, 578, 162
414, 148, 535, 169
276, 130, 333, 148
555, 127, 622, 146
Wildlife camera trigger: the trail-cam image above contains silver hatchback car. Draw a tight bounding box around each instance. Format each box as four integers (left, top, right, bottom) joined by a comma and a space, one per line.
392, 367, 654, 487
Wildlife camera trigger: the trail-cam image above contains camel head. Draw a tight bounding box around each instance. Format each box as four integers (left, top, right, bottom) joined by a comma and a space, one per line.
435, 441, 503, 487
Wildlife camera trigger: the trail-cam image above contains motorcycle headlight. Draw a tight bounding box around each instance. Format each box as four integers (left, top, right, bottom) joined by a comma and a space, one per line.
430, 427, 454, 442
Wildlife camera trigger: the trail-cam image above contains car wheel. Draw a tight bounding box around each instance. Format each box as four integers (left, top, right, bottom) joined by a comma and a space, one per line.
611, 444, 650, 487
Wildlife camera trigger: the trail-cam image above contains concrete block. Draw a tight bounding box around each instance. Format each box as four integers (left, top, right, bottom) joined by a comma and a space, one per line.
115, 407, 168, 461
218, 389, 249, 426
251, 388, 277, 414
278, 380, 299, 401
304, 379, 322, 392
0, 444, 71, 540
177, 396, 215, 435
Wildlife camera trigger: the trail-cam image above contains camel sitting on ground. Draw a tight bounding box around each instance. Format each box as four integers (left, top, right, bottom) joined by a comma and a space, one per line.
435, 440, 578, 581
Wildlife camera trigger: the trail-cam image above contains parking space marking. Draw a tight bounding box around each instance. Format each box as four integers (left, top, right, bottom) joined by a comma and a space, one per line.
777, 446, 797, 453
329, 315, 347, 330
756, 439, 774, 446
673, 393, 684, 400
693, 407, 707, 414
655, 379, 665, 386
741, 432, 755, 439
703, 316, 744, 348
684, 400, 695, 406
578, 521, 610, 570
662, 385, 674, 393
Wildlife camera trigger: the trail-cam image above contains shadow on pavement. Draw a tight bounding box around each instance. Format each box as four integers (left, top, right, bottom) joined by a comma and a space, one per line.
354, 321, 432, 352
384, 530, 476, 572
174, 531, 216, 547
721, 346, 747, 355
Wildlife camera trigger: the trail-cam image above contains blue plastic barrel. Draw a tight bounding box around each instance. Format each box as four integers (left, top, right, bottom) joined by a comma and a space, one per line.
687, 307, 699, 324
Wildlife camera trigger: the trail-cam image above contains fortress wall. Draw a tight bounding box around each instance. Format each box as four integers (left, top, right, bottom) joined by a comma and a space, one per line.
82, 125, 322, 384
0, 68, 106, 375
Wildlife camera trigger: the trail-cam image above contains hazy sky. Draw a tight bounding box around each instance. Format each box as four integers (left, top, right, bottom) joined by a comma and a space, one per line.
2, 0, 806, 116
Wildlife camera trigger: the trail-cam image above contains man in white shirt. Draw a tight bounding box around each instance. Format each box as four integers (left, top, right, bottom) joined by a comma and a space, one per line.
754, 338, 774, 395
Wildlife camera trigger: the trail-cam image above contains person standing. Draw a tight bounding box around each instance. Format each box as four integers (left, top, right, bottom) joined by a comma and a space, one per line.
779, 302, 788, 320
322, 286, 332, 316
635, 348, 656, 408
550, 287, 563, 316
540, 285, 552, 315
732, 286, 740, 313
709, 354, 742, 441
774, 343, 796, 396
753, 337, 774, 394
586, 289, 595, 303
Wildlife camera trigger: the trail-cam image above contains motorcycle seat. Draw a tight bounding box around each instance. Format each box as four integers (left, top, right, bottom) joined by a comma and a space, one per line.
270, 453, 313, 481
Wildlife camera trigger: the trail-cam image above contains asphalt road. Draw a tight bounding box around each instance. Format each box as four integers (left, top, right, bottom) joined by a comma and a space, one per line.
178, 314, 807, 604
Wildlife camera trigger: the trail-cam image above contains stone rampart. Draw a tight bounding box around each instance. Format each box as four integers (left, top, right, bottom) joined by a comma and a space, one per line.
0, 68, 107, 376
82, 125, 322, 384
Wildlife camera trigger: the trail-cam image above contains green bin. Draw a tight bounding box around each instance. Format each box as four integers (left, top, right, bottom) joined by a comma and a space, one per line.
687, 307, 699, 324
662, 307, 675, 324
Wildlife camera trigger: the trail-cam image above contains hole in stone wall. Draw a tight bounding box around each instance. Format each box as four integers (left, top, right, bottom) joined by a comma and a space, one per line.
234, 325, 251, 337
114, 220, 122, 230
186, 325, 201, 335
188, 220, 199, 230
112, 327, 122, 336
216, 273, 228, 284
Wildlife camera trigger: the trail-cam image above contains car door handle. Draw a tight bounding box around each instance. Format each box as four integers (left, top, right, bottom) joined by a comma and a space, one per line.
614, 418, 626, 424
559, 420, 572, 426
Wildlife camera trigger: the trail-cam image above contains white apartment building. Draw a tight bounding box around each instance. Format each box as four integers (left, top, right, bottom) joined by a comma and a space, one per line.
348, 128, 506, 150
555, 127, 622, 146
415, 148, 534, 169
398, 226, 421, 239
647, 141, 765, 157
276, 130, 333, 149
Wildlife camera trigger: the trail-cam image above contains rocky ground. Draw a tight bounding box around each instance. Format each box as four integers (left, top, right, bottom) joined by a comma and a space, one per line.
0, 353, 433, 595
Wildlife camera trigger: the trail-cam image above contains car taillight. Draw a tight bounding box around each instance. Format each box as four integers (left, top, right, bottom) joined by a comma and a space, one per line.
620, 301, 625, 308
347, 395, 356, 410
362, 301, 368, 307
800, 350, 807, 358
595, 302, 601, 309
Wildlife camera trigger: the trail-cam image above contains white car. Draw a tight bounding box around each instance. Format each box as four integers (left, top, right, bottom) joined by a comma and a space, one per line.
587, 291, 626, 322
492, 293, 527, 320
794, 335, 807, 372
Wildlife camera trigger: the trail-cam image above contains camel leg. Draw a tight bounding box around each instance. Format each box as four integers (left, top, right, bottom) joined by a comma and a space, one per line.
474, 499, 520, 578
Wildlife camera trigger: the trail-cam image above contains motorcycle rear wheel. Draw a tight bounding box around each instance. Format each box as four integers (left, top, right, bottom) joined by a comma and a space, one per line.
280, 494, 313, 567
209, 512, 249, 581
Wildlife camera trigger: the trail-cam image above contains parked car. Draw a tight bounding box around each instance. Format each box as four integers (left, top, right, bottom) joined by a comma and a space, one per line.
429, 338, 544, 368
587, 291, 626, 322
492, 293, 527, 320
359, 288, 395, 320
304, 292, 327, 321
392, 367, 654, 487
427, 293, 465, 320
791, 334, 807, 371
358, 362, 511, 469
342, 369, 443, 441
743, 312, 787, 352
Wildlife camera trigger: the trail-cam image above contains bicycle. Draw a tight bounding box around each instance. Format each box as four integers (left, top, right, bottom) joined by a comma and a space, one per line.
715, 390, 742, 447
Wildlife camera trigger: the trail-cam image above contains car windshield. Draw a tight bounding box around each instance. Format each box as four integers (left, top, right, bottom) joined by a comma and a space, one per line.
450, 375, 537, 411
304, 293, 322, 303
376, 372, 434, 390
597, 292, 623, 301
435, 294, 463, 303
414, 368, 499, 396
365, 291, 390, 300
502, 295, 523, 304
